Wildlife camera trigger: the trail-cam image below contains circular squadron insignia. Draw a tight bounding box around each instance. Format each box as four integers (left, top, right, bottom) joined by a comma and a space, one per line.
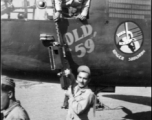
115, 22, 143, 54
113, 22, 145, 61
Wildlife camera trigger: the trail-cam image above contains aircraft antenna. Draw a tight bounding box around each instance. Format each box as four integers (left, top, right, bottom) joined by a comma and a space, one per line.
23, 0, 28, 18
33, 0, 36, 19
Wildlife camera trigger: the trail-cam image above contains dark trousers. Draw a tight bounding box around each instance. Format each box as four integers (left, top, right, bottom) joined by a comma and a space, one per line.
62, 95, 69, 108
1, 112, 4, 120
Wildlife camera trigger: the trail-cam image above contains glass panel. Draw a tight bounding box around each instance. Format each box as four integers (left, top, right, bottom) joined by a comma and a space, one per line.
1, 0, 54, 20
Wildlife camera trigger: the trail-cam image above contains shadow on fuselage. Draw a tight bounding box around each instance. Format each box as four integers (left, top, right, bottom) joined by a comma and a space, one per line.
103, 94, 151, 106
2, 69, 60, 83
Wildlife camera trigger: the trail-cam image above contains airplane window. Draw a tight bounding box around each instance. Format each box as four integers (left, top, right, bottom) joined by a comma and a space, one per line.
1, 0, 54, 20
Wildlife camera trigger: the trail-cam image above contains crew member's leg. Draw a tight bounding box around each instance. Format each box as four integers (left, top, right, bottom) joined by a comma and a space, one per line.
61, 93, 69, 109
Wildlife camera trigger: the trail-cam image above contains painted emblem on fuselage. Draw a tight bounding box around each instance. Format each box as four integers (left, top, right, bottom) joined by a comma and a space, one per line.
113, 22, 145, 61
116, 22, 143, 54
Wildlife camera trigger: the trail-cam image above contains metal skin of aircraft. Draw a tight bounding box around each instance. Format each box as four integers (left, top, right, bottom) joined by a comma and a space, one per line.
1, 0, 151, 92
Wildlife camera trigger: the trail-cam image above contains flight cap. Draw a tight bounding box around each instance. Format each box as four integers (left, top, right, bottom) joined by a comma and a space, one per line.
77, 65, 91, 75
1, 76, 15, 88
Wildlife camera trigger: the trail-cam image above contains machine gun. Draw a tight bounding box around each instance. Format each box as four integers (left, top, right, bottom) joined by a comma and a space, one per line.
40, 0, 72, 90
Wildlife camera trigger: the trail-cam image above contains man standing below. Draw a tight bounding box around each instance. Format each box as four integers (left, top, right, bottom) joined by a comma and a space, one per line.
1, 76, 30, 120
53, 0, 91, 21
65, 65, 95, 120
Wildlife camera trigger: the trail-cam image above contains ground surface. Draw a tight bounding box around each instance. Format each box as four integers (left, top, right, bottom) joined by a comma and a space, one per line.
14, 79, 151, 120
